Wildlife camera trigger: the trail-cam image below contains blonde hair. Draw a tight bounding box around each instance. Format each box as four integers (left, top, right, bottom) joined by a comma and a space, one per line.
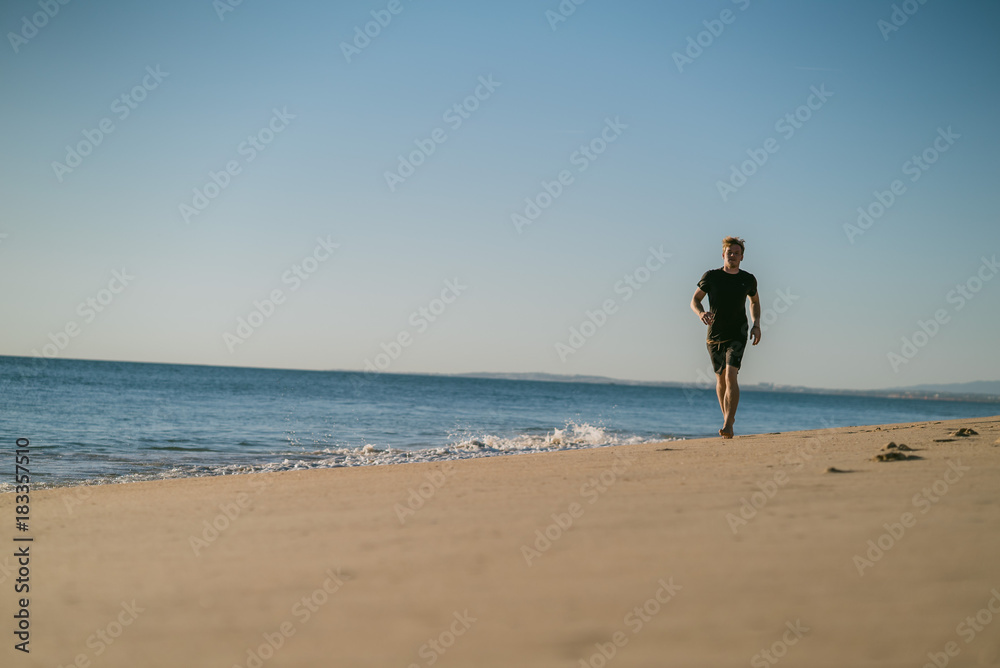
722, 236, 745, 253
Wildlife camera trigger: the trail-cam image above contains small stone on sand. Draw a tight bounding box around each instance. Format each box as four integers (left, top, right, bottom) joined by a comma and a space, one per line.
881, 441, 912, 451
874, 452, 917, 462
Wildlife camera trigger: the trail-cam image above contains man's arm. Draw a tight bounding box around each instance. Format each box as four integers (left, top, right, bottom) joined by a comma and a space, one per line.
691, 289, 714, 325
749, 292, 761, 345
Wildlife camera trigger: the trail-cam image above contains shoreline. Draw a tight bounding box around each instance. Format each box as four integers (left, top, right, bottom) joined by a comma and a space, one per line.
12, 411, 1000, 492
3, 415, 999, 666
4, 431, 681, 492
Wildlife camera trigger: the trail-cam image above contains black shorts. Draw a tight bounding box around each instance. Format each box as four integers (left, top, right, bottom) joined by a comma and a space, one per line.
707, 338, 746, 374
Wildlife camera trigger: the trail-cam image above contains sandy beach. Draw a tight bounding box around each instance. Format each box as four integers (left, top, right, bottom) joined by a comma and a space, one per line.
3, 414, 999, 667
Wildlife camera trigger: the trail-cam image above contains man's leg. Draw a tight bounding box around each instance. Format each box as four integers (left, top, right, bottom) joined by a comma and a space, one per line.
709, 341, 727, 431
721, 365, 740, 438
708, 340, 740, 438
715, 371, 728, 423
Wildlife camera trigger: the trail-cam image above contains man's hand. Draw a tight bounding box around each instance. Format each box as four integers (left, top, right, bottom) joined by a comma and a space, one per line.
749, 292, 761, 345
691, 288, 713, 326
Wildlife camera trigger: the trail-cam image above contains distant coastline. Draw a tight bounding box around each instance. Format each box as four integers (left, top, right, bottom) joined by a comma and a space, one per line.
450, 371, 1000, 404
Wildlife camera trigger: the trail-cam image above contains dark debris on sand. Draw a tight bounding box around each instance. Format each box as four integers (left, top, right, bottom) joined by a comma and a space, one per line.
883, 442, 914, 451
935, 428, 981, 443
874, 451, 921, 462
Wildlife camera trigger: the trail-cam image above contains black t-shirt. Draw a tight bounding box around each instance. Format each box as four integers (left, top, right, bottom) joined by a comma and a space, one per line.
697, 268, 757, 342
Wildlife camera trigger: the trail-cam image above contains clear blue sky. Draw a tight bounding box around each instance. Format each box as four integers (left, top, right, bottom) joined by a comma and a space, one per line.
2, 0, 998, 390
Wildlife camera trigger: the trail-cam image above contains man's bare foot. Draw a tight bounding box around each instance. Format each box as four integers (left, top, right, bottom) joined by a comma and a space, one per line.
719, 428, 734, 439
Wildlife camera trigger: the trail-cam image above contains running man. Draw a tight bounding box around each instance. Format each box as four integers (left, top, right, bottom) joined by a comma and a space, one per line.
690, 236, 761, 439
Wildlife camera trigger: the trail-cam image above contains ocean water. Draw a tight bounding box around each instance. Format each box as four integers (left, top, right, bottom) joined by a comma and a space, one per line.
0, 356, 995, 490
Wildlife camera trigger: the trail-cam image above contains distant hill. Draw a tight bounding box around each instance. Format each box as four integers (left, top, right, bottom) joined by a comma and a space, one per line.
452, 372, 1000, 403
893, 381, 1000, 396
454, 372, 637, 385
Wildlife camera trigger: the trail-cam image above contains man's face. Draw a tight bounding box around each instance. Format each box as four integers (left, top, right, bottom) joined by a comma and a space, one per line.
723, 244, 743, 269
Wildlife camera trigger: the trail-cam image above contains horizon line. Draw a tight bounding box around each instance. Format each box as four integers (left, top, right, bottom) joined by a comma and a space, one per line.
1, 353, 997, 401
